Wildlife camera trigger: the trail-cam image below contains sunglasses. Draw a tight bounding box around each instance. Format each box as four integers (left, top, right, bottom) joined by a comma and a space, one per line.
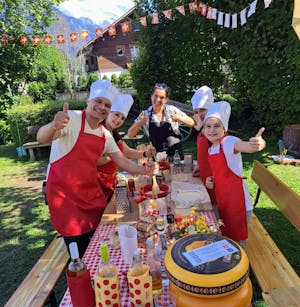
155, 83, 169, 91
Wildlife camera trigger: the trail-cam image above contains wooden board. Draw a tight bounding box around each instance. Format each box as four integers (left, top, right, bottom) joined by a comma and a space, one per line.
262, 286, 300, 307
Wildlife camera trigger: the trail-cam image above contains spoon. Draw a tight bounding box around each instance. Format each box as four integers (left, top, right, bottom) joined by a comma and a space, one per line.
152, 175, 160, 196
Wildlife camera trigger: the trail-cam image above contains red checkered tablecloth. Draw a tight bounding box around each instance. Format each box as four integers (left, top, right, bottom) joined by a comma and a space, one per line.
59, 211, 217, 307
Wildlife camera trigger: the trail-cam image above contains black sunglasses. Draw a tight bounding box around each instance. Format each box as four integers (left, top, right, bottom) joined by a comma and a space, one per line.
155, 83, 169, 91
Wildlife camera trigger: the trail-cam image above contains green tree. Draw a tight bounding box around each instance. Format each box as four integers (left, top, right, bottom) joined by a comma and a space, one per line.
111, 74, 119, 87
0, 0, 63, 116
119, 71, 133, 88
77, 74, 89, 91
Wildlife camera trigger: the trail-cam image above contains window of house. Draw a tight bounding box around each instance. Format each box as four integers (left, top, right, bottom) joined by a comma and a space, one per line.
117, 46, 125, 56
130, 45, 139, 60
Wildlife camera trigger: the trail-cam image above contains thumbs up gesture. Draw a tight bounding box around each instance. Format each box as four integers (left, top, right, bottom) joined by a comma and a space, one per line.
53, 102, 70, 130
249, 127, 266, 152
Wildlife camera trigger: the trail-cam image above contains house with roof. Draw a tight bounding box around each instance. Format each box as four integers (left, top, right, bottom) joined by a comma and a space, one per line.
77, 6, 140, 79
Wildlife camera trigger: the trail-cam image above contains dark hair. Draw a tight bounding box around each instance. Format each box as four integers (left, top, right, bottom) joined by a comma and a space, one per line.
153, 83, 170, 98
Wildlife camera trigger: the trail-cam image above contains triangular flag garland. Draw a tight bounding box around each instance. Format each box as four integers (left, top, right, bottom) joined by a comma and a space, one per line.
0, 0, 273, 46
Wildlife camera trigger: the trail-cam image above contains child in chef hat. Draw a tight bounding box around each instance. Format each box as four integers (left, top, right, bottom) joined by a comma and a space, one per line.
203, 101, 266, 248
97, 94, 156, 202
191, 86, 218, 207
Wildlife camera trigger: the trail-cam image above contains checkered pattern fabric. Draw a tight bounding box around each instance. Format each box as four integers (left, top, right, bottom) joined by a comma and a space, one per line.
59, 211, 217, 306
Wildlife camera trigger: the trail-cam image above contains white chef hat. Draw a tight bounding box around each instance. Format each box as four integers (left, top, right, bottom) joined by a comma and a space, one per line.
110, 94, 134, 118
88, 80, 118, 104
204, 101, 231, 131
191, 86, 214, 110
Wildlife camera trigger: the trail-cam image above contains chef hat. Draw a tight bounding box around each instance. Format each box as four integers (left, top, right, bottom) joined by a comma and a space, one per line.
204, 101, 231, 131
191, 86, 214, 110
110, 94, 134, 118
88, 80, 118, 104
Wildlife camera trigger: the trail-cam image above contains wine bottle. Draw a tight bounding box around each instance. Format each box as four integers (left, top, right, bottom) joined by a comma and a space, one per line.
98, 243, 118, 277
67, 242, 86, 277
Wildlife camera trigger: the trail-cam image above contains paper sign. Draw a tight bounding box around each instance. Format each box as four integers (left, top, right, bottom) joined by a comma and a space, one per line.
183, 239, 239, 267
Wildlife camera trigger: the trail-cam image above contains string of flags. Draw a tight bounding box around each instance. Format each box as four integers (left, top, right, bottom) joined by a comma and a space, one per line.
1, 0, 272, 46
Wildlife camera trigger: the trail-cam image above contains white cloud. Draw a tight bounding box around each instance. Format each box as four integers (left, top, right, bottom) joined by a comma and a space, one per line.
58, 0, 135, 24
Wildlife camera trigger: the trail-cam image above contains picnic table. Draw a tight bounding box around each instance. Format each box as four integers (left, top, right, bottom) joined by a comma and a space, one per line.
59, 172, 218, 307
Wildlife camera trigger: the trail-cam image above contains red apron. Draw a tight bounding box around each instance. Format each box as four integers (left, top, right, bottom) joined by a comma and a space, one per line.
97, 141, 124, 202
197, 134, 217, 204
46, 110, 107, 237
208, 141, 248, 242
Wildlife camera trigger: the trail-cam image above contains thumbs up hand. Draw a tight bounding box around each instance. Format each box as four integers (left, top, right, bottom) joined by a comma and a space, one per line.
249, 127, 266, 152
53, 102, 70, 130
171, 110, 180, 122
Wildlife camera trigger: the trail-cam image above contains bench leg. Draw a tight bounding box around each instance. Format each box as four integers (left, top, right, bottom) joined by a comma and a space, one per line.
28, 148, 36, 162
49, 291, 58, 307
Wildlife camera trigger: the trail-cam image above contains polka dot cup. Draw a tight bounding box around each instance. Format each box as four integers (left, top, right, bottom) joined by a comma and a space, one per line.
94, 273, 121, 307
127, 264, 153, 307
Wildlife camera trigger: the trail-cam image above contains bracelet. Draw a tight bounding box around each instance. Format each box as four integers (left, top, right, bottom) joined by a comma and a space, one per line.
143, 151, 147, 158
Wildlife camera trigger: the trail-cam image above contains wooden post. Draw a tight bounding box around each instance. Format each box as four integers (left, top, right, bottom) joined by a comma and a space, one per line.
283, 124, 300, 156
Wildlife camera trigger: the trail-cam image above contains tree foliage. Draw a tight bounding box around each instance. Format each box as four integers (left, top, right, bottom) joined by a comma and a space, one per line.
0, 0, 63, 115
132, 0, 300, 134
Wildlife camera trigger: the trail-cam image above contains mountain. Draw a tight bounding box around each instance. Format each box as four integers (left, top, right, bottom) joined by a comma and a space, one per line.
48, 9, 110, 58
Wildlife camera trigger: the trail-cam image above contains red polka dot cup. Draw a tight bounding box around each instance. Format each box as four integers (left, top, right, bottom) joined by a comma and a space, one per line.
94, 272, 121, 307
127, 264, 153, 306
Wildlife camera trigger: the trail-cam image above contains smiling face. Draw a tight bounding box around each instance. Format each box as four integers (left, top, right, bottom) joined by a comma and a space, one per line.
86, 97, 112, 123
203, 117, 225, 145
105, 111, 126, 131
151, 88, 168, 112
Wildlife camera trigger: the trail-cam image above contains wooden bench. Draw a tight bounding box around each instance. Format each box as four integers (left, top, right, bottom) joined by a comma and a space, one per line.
23, 141, 51, 162
246, 160, 300, 306
5, 235, 69, 307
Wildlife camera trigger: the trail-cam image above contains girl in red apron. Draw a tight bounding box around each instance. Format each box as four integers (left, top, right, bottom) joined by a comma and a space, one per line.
191, 86, 217, 205
97, 94, 155, 202
202, 101, 266, 247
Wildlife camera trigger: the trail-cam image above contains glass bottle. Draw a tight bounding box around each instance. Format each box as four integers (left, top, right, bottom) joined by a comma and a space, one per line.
67, 242, 87, 277
146, 237, 162, 296
131, 249, 145, 276
173, 149, 181, 166
98, 243, 118, 277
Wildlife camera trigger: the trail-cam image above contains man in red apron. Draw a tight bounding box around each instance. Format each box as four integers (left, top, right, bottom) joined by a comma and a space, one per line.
202, 101, 266, 247
37, 81, 158, 257
191, 86, 217, 205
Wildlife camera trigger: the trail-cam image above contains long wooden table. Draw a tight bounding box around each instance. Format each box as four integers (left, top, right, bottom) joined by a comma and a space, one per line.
59, 173, 216, 307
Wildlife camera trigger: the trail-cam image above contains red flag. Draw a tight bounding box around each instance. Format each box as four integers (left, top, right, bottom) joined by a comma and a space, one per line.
176, 5, 186, 16
32, 36, 41, 45
108, 25, 116, 36
140, 16, 147, 27
151, 13, 159, 24
199, 2, 207, 16
2, 34, 9, 44
163, 9, 172, 20
20, 35, 28, 45
121, 21, 130, 33
95, 28, 103, 37
80, 30, 89, 39
69, 32, 77, 43
56, 34, 65, 44
189, 2, 199, 14
44, 35, 53, 45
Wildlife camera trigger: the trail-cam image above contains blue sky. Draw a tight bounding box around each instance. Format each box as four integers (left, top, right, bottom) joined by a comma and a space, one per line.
58, 0, 135, 24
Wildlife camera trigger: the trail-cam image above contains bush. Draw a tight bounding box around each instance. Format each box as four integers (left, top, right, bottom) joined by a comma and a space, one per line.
88, 73, 99, 86
77, 74, 89, 91
111, 74, 118, 87
6, 99, 86, 145
0, 119, 11, 145
27, 82, 53, 103
119, 72, 133, 88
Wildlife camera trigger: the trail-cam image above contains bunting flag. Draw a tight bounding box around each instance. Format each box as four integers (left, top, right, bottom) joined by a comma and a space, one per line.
176, 5, 185, 15
44, 35, 53, 45
163, 9, 172, 20
20, 36, 28, 45
32, 36, 41, 45
95, 28, 103, 37
247, 0, 258, 17
121, 21, 130, 33
3, 34, 9, 44
240, 8, 247, 26
80, 30, 89, 39
189, 2, 199, 14
224, 14, 230, 28
56, 34, 65, 44
140, 16, 147, 27
199, 2, 207, 17
151, 13, 159, 24
108, 25, 116, 36
2, 0, 273, 46
69, 32, 77, 42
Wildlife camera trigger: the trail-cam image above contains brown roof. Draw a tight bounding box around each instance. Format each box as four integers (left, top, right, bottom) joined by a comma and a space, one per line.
98, 56, 124, 70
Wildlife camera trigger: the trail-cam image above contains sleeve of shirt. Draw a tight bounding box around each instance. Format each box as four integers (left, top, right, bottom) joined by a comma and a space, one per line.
103, 129, 120, 154
223, 136, 240, 156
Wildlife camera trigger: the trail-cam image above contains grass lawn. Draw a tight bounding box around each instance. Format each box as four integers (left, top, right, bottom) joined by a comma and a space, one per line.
1, 133, 299, 306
